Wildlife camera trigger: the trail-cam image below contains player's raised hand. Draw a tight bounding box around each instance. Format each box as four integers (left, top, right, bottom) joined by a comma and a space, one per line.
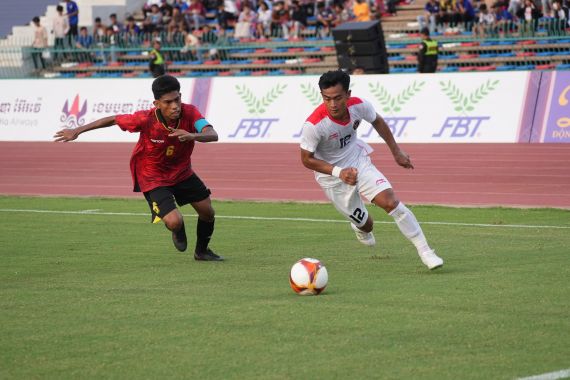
394, 149, 414, 169
340, 167, 358, 185
53, 128, 79, 142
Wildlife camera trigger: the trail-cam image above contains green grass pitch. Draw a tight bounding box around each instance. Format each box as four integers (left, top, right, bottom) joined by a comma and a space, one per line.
1, 196, 569, 379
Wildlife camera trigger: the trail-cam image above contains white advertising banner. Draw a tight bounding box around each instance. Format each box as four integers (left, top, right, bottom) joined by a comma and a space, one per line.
0, 78, 195, 142
0, 72, 527, 143
206, 71, 529, 143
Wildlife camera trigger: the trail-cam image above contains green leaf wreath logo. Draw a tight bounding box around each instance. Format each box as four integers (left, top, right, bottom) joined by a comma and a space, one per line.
235, 83, 287, 115
369, 81, 425, 113
300, 83, 321, 107
439, 79, 499, 113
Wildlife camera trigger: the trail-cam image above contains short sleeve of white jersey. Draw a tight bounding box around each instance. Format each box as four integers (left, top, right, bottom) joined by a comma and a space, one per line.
300, 121, 320, 153
360, 99, 378, 124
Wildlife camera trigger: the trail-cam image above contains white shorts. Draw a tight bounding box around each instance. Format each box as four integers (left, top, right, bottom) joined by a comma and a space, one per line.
320, 156, 392, 228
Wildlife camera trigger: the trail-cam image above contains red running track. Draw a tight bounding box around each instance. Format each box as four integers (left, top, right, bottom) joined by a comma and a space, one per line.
0, 142, 569, 208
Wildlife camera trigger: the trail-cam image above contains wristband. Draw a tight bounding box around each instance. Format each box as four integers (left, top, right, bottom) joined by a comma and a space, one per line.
331, 166, 342, 178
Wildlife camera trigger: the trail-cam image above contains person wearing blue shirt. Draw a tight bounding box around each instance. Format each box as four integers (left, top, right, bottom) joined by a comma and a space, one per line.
64, 0, 79, 44
457, 0, 475, 30
75, 26, 93, 62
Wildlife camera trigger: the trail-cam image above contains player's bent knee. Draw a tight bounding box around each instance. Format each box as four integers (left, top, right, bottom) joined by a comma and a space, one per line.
163, 210, 184, 231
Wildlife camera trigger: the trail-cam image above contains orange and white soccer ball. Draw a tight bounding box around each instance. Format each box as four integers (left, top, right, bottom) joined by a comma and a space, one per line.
289, 258, 328, 295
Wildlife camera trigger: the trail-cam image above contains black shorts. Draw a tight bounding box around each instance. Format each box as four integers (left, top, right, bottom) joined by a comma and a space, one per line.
143, 173, 211, 223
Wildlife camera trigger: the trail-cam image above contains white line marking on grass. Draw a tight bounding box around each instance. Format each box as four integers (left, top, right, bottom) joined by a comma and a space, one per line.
1, 208, 570, 230
516, 368, 570, 380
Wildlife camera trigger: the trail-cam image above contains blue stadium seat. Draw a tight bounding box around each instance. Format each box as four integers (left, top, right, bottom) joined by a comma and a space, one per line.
441, 66, 459, 72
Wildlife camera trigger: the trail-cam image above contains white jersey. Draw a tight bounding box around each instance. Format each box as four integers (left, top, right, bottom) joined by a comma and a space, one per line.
300, 97, 378, 187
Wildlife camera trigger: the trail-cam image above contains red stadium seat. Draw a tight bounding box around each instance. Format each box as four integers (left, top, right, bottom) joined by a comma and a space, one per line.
218, 71, 235, 76
475, 65, 496, 71
461, 42, 480, 47
251, 70, 269, 76
252, 59, 270, 64
459, 54, 479, 59
536, 64, 555, 70
517, 52, 536, 57
255, 48, 272, 53
459, 66, 476, 72
203, 59, 221, 65
517, 40, 536, 45
288, 47, 304, 52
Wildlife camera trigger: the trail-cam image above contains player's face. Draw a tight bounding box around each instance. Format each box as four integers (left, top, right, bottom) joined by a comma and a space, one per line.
154, 91, 182, 121
321, 84, 351, 121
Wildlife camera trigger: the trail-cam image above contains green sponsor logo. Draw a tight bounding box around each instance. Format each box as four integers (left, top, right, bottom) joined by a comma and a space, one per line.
369, 81, 425, 113
300, 83, 356, 107
235, 84, 287, 115
439, 79, 499, 113
300, 83, 321, 107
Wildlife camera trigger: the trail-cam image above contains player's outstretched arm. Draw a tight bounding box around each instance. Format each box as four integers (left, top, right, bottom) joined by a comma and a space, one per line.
300, 148, 358, 185
53, 116, 117, 142
371, 114, 414, 169
168, 125, 218, 143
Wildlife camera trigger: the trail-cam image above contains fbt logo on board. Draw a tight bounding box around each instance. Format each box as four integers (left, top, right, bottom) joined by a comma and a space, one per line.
229, 118, 279, 138
363, 81, 425, 139
229, 84, 286, 140
432, 80, 498, 139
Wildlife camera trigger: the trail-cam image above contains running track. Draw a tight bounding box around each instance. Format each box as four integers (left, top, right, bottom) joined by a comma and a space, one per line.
0, 142, 569, 208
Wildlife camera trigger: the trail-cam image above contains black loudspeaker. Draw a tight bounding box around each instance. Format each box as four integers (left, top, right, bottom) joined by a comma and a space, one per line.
332, 21, 389, 74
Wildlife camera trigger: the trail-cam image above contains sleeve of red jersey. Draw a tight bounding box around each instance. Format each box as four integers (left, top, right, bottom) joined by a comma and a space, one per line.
115, 110, 147, 133
187, 105, 211, 132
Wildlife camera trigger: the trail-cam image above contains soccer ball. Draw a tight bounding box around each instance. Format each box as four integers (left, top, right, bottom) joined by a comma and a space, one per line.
289, 258, 328, 295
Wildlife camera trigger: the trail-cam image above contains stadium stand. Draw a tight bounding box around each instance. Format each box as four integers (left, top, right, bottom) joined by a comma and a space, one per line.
0, 0, 568, 78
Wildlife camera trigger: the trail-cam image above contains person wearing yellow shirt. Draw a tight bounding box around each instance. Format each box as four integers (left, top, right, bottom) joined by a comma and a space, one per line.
353, 0, 372, 22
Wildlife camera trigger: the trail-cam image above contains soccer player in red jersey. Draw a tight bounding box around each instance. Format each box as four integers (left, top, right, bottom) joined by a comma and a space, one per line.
54, 75, 223, 261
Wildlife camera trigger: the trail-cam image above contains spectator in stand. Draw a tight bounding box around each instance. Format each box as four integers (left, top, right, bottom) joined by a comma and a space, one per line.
216, 2, 236, 34
516, 0, 541, 33
143, 0, 162, 17
418, 0, 440, 34
181, 28, 202, 60
235, 4, 257, 39
507, 0, 522, 19
124, 16, 142, 46
31, 16, 48, 70
333, 3, 352, 27
439, 0, 461, 29
256, 1, 273, 38
186, 0, 207, 30
52, 5, 69, 62
75, 26, 94, 49
456, 0, 476, 31
169, 7, 187, 33
353, 0, 372, 21
473, 3, 496, 36
109, 13, 123, 34
93, 17, 106, 43
64, 0, 79, 45
551, 0, 568, 34
290, 0, 308, 39
75, 26, 94, 61
102, 26, 118, 62
271, 1, 291, 38
316, 1, 335, 37
493, 4, 514, 35
144, 4, 164, 33
160, 0, 174, 18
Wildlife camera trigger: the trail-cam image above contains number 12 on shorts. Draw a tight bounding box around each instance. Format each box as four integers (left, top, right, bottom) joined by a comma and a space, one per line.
349, 208, 366, 224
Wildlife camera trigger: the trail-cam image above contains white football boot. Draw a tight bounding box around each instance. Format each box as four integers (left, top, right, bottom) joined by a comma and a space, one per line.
350, 223, 376, 247
419, 249, 444, 270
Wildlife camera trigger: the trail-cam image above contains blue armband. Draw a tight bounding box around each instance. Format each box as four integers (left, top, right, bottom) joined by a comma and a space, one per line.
194, 118, 210, 132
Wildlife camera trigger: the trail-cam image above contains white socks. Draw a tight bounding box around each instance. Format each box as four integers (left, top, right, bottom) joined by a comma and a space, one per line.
389, 202, 431, 254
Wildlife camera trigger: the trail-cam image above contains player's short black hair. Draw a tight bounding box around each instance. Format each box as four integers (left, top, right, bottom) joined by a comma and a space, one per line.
152, 75, 181, 100
318, 70, 350, 92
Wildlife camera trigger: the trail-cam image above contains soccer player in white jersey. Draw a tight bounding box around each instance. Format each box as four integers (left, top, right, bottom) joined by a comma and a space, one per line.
300, 70, 443, 270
